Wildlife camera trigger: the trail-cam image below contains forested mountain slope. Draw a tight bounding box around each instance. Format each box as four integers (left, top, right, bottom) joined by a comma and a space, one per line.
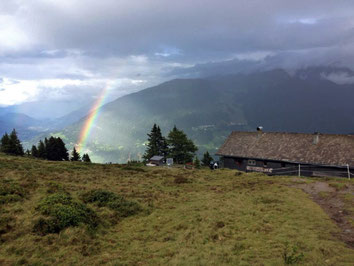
34, 68, 354, 163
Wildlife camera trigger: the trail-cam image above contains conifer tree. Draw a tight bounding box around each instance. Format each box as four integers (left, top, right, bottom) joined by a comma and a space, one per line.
46, 137, 65, 161
45, 137, 57, 160
143, 124, 168, 161
71, 147, 81, 161
157, 126, 169, 158
143, 124, 159, 161
44, 137, 49, 149
10, 129, 24, 155
194, 156, 201, 169
82, 153, 91, 163
167, 126, 197, 164
37, 140, 46, 159
56, 137, 69, 161
0, 130, 24, 156
201, 151, 213, 166
31, 145, 39, 158
0, 133, 10, 153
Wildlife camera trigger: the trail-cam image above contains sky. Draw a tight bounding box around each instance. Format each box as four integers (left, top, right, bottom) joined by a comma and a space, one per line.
0, 0, 354, 118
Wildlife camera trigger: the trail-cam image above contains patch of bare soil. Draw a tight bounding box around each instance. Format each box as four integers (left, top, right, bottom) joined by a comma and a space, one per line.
294, 181, 354, 248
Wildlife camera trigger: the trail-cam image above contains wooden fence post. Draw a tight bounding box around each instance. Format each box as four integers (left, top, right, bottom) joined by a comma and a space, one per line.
347, 164, 351, 180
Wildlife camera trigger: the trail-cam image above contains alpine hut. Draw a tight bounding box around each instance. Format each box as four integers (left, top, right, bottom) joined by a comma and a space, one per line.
216, 130, 354, 178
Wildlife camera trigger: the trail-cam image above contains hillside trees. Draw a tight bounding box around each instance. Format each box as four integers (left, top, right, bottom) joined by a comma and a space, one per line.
143, 124, 197, 164
32, 137, 69, 161
0, 129, 24, 156
82, 153, 91, 163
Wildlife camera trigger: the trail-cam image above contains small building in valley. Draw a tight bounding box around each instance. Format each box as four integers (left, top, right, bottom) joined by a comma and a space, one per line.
216, 130, 354, 178
149, 155, 164, 166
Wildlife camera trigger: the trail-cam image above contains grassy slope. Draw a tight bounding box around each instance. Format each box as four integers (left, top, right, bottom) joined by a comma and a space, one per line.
0, 153, 353, 265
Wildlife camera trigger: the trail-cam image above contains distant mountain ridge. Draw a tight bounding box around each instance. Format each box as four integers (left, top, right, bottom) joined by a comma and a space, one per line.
0, 113, 46, 140
0, 102, 93, 141
38, 67, 354, 163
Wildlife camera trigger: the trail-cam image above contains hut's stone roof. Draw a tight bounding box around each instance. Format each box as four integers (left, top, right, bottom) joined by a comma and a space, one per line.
150, 156, 164, 161
216, 131, 354, 167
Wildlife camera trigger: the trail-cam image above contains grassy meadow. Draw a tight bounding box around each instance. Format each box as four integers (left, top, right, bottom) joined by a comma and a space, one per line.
0, 153, 353, 265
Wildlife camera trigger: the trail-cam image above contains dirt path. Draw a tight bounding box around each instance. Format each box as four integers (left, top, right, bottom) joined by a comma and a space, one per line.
295, 181, 354, 248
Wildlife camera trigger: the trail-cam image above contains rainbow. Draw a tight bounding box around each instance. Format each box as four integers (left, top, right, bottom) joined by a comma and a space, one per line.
76, 87, 109, 153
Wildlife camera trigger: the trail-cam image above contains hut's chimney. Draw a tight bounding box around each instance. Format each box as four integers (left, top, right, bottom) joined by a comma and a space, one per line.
313, 132, 320, 144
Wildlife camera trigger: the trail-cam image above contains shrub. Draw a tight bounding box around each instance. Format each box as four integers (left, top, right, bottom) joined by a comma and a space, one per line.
0, 180, 25, 204
82, 189, 142, 217
33, 193, 99, 235
82, 190, 119, 206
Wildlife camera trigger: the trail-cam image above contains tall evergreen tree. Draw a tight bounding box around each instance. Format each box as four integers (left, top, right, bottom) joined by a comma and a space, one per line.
0, 130, 24, 156
71, 147, 81, 161
82, 153, 91, 163
0, 133, 10, 154
0, 129, 25, 156
143, 124, 168, 161
194, 156, 201, 169
167, 126, 197, 164
46, 137, 66, 161
157, 126, 169, 158
10, 129, 24, 155
201, 151, 213, 166
44, 137, 49, 149
45, 137, 57, 160
37, 140, 46, 159
143, 124, 159, 161
31, 145, 39, 158
56, 137, 69, 161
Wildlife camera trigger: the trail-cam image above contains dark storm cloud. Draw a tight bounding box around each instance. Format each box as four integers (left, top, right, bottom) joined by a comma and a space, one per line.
1, 0, 354, 111
13, 0, 352, 61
